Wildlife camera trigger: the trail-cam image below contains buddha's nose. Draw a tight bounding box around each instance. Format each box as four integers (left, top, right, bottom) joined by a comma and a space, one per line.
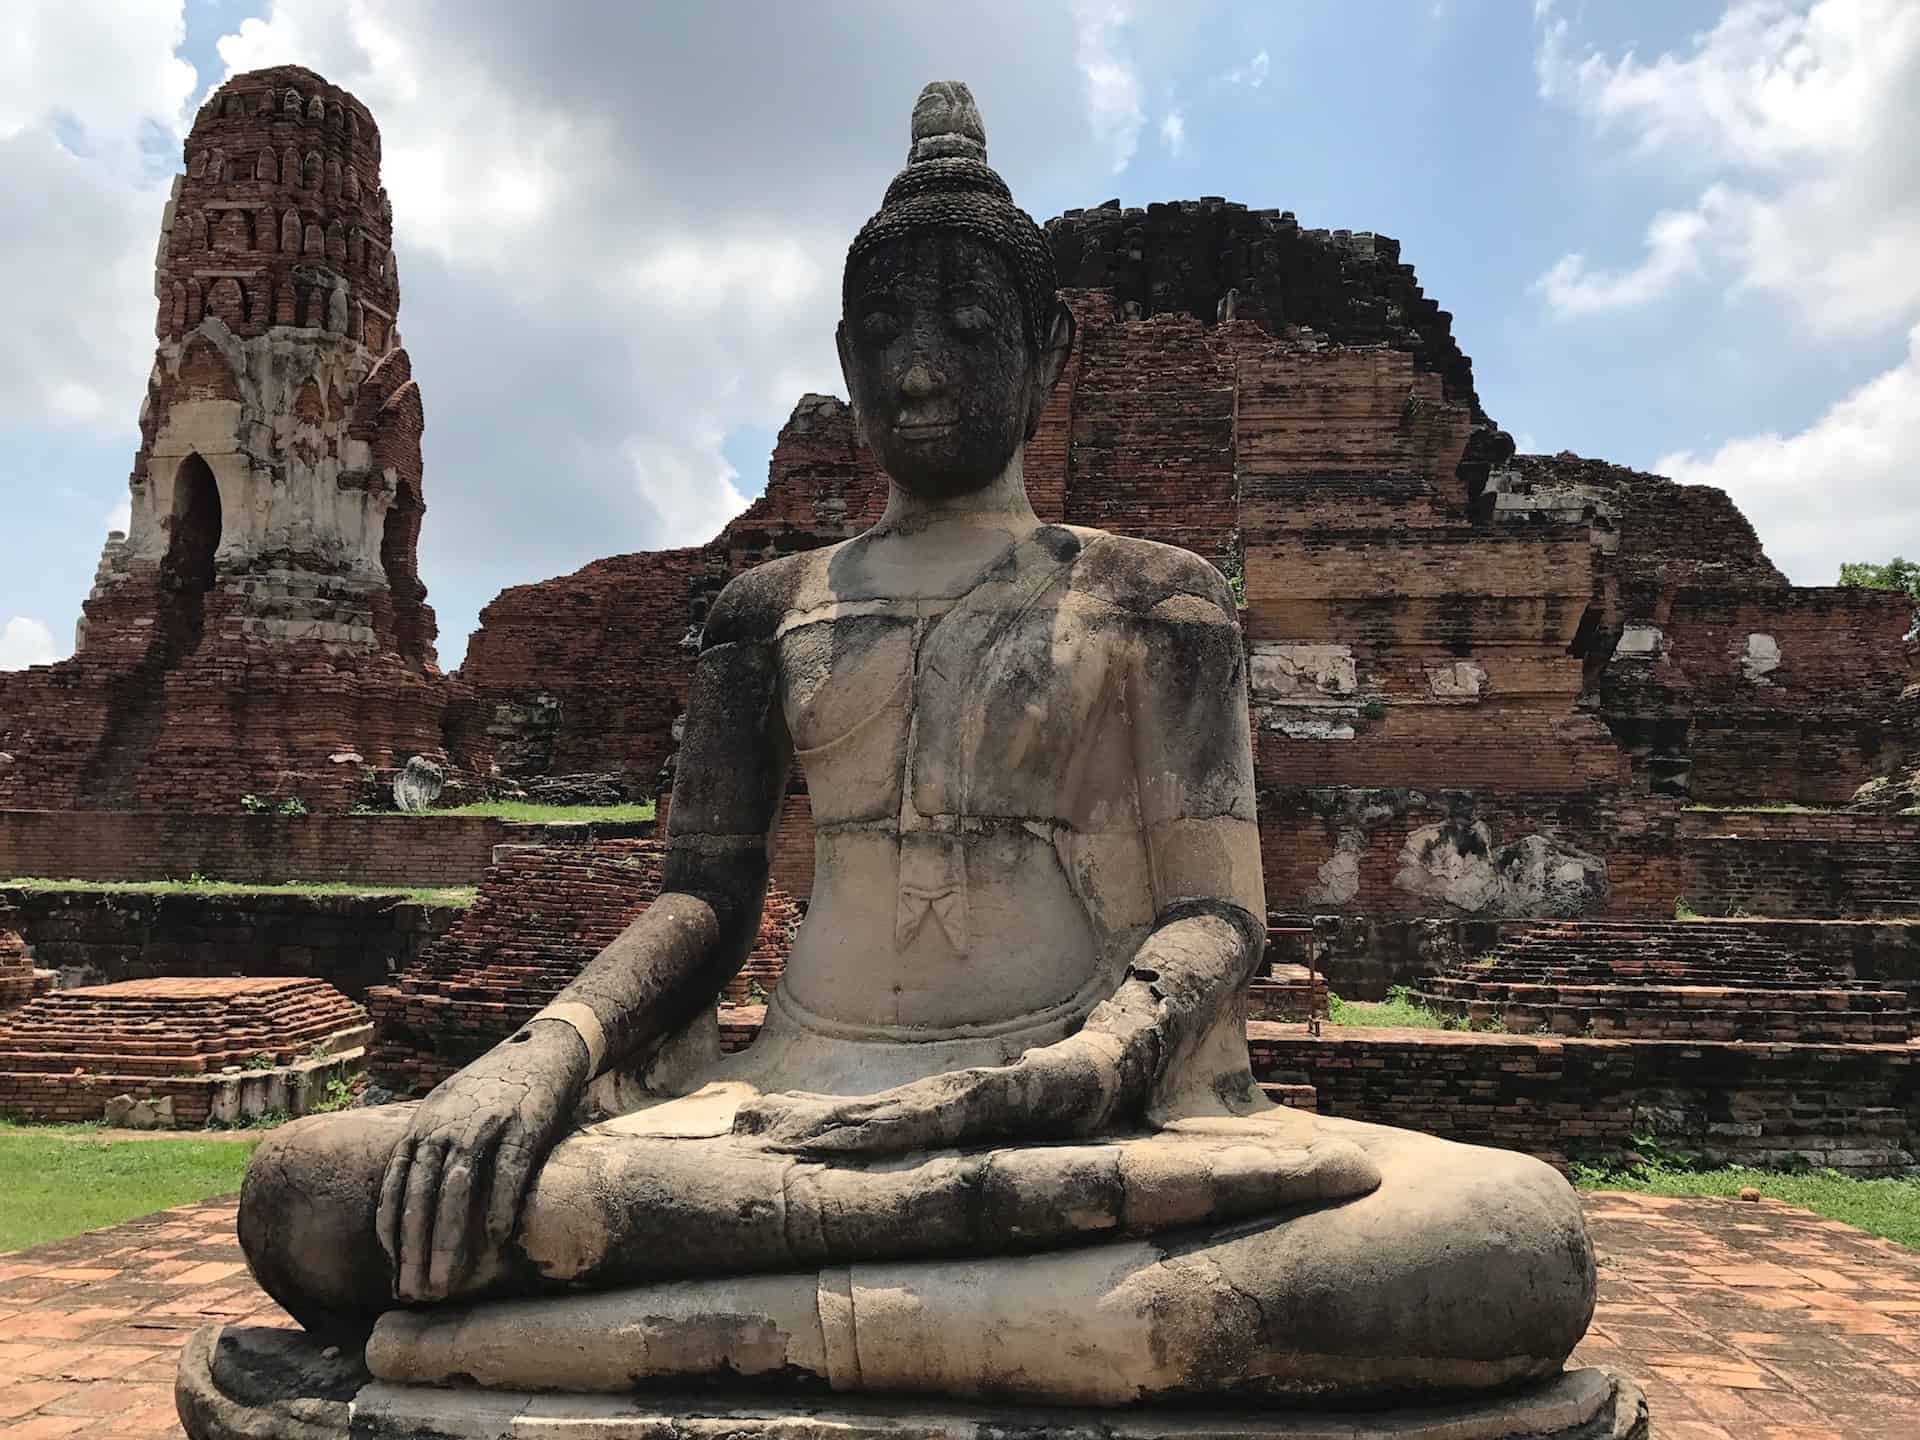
900, 359, 943, 398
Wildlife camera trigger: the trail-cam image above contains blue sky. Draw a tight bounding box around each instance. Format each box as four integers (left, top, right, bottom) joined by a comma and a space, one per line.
5, 0, 1917, 669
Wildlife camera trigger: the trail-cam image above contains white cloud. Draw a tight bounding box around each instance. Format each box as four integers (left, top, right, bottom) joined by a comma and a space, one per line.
0, 618, 58, 672
1534, 0, 1920, 332
1655, 322, 1920, 584
0, 2, 195, 155
192, 1, 1112, 662
1534, 205, 1711, 314
0, 1, 196, 433
1223, 49, 1270, 88
1159, 108, 1186, 157
1073, 2, 1146, 173
621, 436, 751, 549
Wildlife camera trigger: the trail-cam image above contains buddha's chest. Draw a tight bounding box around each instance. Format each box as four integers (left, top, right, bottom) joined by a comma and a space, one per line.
776, 595, 1132, 826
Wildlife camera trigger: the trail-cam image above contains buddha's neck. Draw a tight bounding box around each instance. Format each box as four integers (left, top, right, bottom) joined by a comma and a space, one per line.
876, 452, 1038, 539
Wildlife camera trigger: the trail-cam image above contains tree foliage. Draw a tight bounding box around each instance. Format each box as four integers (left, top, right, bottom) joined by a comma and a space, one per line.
1839, 556, 1920, 635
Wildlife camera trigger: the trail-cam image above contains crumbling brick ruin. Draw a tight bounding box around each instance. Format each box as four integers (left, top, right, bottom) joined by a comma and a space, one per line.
0, 66, 463, 812
367, 839, 800, 1094
463, 198, 1918, 932
1, 68, 1911, 1161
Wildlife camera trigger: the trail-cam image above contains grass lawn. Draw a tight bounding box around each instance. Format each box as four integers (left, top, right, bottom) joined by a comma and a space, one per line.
1325, 986, 1506, 1032
0, 1123, 258, 1252
2, 877, 474, 906
425, 799, 655, 823
1574, 1162, 1920, 1250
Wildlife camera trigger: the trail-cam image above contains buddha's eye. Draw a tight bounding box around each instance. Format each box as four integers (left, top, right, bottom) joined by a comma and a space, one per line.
861, 309, 901, 342
950, 304, 994, 335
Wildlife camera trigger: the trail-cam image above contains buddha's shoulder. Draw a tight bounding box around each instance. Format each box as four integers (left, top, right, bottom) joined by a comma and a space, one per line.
703, 548, 837, 645
1059, 527, 1239, 625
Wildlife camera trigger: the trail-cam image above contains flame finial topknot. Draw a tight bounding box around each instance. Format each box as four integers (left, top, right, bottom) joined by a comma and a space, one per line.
909, 81, 987, 165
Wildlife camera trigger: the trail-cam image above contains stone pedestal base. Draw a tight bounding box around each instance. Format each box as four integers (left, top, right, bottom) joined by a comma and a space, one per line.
177, 1325, 1648, 1440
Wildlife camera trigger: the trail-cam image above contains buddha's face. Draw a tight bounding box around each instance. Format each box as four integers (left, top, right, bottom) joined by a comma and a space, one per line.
839, 231, 1071, 498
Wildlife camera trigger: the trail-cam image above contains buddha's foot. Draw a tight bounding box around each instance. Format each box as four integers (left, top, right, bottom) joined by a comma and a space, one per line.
178, 1324, 1649, 1440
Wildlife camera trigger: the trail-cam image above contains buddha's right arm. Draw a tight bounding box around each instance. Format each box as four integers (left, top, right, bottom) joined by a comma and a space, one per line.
536, 574, 794, 1081
375, 573, 791, 1302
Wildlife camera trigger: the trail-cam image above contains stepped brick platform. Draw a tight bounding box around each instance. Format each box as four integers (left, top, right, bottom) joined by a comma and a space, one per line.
0, 978, 368, 1078
1409, 920, 1914, 1044
4, 1192, 1917, 1440
367, 840, 797, 1093
0, 976, 369, 1125
0, 924, 56, 1013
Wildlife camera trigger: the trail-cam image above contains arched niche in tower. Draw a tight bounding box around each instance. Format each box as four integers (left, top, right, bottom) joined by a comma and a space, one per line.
217, 210, 252, 253
160, 453, 222, 650
381, 480, 429, 666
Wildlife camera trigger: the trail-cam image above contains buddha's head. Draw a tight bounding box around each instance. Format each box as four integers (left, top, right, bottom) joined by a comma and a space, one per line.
839, 82, 1074, 499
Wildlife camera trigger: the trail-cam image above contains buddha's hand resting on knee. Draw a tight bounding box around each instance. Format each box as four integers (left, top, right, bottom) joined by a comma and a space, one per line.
733, 1004, 1160, 1155
376, 1018, 590, 1302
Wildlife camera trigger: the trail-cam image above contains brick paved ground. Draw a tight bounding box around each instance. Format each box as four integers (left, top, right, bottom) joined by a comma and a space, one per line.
0, 1191, 1914, 1438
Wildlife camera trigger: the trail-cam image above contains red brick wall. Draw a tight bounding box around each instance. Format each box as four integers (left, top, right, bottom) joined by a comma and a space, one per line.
1661, 588, 1917, 804
1064, 310, 1238, 567
458, 545, 729, 790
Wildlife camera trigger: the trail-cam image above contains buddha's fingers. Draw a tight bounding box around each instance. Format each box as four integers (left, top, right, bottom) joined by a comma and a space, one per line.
396, 1140, 447, 1301
484, 1120, 537, 1250
425, 1114, 502, 1301
375, 1137, 416, 1272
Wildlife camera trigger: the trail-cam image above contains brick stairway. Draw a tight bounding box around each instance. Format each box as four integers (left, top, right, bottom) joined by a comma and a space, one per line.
1410, 921, 1914, 1043
1245, 925, 1328, 1022
0, 976, 369, 1076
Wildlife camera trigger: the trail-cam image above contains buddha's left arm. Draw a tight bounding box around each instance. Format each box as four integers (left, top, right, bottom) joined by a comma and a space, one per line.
736, 556, 1264, 1154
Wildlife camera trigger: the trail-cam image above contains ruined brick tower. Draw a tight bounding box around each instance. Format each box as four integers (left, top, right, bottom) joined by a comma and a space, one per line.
0, 66, 458, 811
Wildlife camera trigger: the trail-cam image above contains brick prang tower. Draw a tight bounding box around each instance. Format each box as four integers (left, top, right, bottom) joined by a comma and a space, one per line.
0, 65, 458, 811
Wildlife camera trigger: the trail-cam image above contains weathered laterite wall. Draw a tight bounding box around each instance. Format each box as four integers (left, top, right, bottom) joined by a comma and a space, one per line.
0, 885, 460, 998
0, 810, 652, 887
1249, 1023, 1918, 1176
1289, 913, 1920, 1005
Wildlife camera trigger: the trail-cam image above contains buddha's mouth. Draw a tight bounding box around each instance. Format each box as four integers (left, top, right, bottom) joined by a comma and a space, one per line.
893, 420, 956, 441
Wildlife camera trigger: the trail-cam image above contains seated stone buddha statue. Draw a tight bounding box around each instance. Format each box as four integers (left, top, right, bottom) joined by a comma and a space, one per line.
214, 83, 1609, 1427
